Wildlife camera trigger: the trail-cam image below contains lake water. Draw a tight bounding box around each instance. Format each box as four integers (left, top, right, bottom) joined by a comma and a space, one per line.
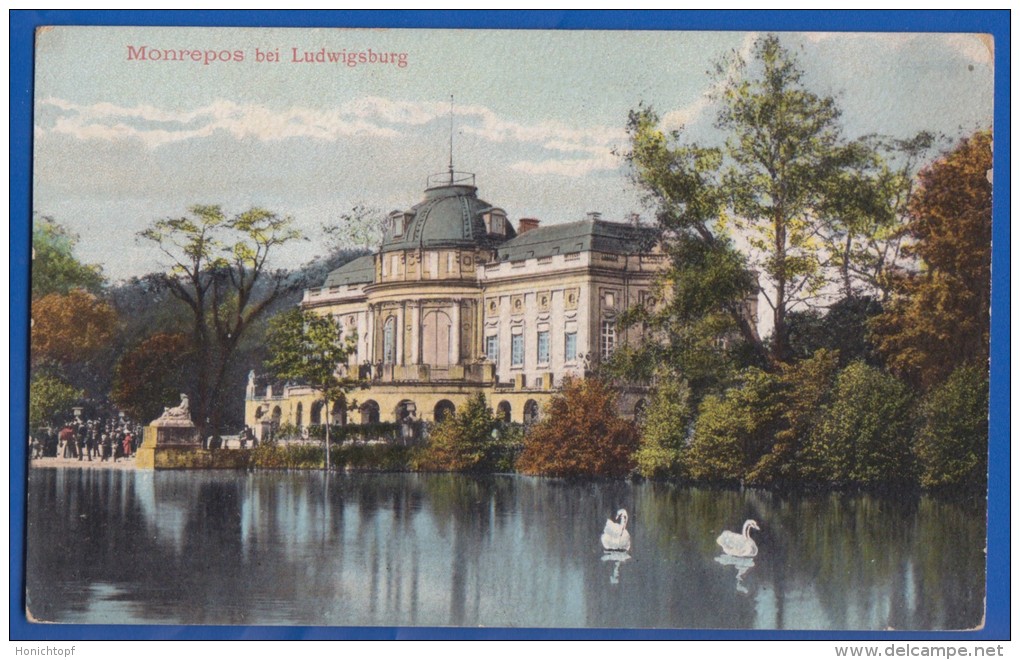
24, 469, 986, 630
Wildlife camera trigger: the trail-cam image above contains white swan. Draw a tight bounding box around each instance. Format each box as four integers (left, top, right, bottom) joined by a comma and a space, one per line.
716, 519, 760, 557
601, 509, 632, 552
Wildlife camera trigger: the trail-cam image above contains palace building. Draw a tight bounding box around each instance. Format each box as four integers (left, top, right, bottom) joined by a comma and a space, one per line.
244, 170, 667, 435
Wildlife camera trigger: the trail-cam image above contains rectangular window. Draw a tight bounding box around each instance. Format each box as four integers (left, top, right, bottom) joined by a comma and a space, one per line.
600, 321, 616, 359
511, 333, 524, 367
565, 332, 577, 362
485, 335, 499, 364
537, 330, 550, 364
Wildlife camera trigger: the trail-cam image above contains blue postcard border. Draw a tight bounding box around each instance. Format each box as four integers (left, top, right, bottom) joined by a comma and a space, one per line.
9, 9, 1010, 641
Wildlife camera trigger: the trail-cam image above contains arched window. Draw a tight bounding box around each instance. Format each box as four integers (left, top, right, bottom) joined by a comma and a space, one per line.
331, 399, 347, 426
497, 401, 512, 423
396, 400, 417, 423
360, 400, 380, 425
434, 400, 456, 423
310, 400, 324, 425
524, 400, 540, 426
383, 316, 397, 364
422, 310, 452, 367
271, 406, 282, 428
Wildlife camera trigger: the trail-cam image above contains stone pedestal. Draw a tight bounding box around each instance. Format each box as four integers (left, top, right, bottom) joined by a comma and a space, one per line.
135, 418, 201, 469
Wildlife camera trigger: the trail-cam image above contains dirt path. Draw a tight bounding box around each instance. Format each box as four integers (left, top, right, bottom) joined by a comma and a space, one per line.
29, 455, 138, 470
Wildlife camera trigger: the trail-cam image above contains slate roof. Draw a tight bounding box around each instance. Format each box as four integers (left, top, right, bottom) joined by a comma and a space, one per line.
380, 183, 516, 253
495, 219, 658, 262
322, 254, 375, 287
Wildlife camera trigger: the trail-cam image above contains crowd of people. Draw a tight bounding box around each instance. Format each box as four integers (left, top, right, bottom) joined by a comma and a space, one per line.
31, 416, 143, 463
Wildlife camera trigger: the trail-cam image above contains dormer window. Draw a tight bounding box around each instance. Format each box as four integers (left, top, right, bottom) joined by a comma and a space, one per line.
485, 209, 507, 236
390, 210, 412, 238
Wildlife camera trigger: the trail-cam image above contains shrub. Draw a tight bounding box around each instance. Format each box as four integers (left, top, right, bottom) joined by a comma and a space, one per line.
516, 378, 639, 478
634, 376, 694, 480
914, 364, 989, 489
805, 362, 915, 487
686, 368, 783, 483
748, 349, 841, 486
414, 393, 503, 472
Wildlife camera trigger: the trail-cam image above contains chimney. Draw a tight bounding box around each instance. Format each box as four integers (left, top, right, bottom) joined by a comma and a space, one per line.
586, 211, 602, 222
628, 213, 641, 227
518, 217, 540, 234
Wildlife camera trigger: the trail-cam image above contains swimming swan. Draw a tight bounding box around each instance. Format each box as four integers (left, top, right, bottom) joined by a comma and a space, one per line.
601, 509, 632, 552
716, 519, 760, 557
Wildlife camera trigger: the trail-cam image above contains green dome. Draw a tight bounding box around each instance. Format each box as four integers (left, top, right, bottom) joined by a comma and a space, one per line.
381, 179, 515, 252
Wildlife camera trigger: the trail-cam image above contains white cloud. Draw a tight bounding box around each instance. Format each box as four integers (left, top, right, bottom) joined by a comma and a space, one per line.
36, 95, 627, 158
509, 151, 621, 178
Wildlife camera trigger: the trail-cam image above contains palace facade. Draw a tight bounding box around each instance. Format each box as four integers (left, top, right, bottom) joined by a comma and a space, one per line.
244, 171, 666, 434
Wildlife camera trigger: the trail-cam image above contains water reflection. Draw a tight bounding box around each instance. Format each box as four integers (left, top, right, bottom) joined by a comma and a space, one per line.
714, 555, 755, 594
601, 551, 631, 585
25, 470, 986, 629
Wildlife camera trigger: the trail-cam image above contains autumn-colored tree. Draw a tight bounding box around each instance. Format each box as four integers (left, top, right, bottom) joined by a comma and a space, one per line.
516, 378, 639, 478
111, 332, 196, 423
871, 131, 992, 389
31, 289, 117, 366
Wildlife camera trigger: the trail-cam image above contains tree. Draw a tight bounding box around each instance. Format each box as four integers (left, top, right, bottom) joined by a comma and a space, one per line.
633, 376, 694, 480
626, 34, 905, 369
414, 393, 503, 473
111, 332, 196, 423
264, 308, 359, 469
31, 215, 105, 299
140, 205, 303, 434
816, 133, 939, 301
871, 131, 993, 389
31, 290, 117, 367
516, 378, 639, 478
914, 365, 988, 490
29, 373, 83, 429
747, 348, 841, 486
685, 368, 784, 483
804, 362, 915, 487
786, 296, 883, 366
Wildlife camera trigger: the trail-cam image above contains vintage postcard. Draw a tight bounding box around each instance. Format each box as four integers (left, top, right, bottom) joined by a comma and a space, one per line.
20, 18, 1001, 636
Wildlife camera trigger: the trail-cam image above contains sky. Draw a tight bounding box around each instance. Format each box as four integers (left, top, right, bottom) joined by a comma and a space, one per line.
32, 26, 994, 285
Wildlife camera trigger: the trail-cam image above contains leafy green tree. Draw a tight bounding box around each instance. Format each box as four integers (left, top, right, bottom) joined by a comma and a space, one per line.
816, 133, 938, 301
786, 296, 883, 366
634, 376, 694, 480
140, 205, 303, 434
414, 393, 503, 473
748, 349, 841, 486
914, 365, 988, 490
805, 362, 915, 487
625, 34, 918, 370
31, 215, 105, 299
686, 368, 784, 483
516, 378, 639, 478
871, 131, 992, 390
265, 308, 359, 468
29, 373, 83, 428
111, 332, 196, 423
